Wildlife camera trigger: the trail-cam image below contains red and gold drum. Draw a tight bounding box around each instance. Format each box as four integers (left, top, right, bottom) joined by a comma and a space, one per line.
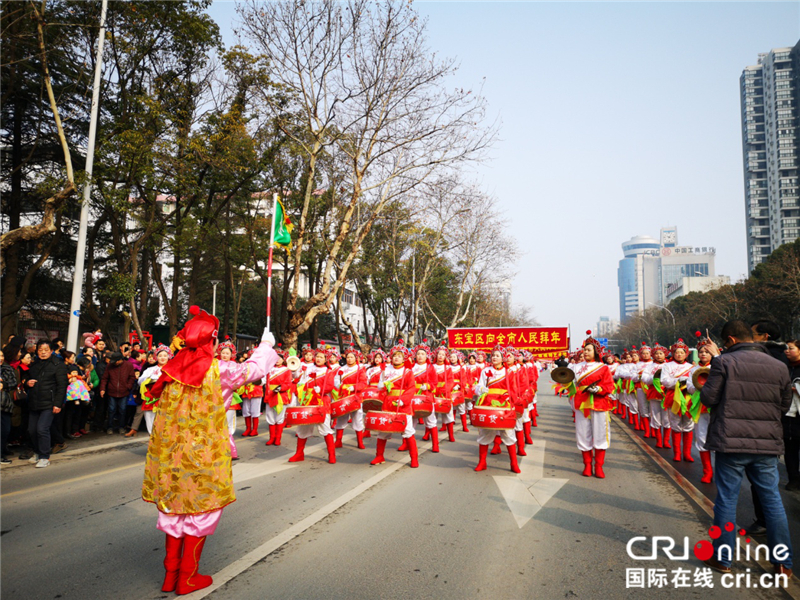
361, 387, 384, 412
284, 405, 327, 427
410, 395, 433, 418
364, 411, 407, 433
451, 391, 465, 406
331, 394, 361, 418
433, 398, 452, 414
469, 406, 516, 430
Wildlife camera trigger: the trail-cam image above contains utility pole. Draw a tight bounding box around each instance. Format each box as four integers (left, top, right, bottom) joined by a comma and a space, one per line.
67, 0, 108, 352
210, 280, 222, 316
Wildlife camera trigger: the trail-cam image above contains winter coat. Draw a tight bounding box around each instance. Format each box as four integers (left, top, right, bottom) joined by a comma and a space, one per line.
25, 356, 69, 412
701, 343, 792, 455
0, 363, 17, 413
99, 360, 137, 398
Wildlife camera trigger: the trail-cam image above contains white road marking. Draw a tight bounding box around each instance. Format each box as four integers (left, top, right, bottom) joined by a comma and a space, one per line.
493, 439, 568, 529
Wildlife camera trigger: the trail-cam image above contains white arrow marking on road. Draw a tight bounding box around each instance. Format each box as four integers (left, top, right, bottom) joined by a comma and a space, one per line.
493, 439, 568, 529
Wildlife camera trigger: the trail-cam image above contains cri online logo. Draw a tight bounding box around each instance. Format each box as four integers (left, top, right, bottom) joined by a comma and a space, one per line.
627, 522, 789, 563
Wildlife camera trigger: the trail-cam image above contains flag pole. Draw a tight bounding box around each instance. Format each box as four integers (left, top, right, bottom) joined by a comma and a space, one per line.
266, 192, 278, 333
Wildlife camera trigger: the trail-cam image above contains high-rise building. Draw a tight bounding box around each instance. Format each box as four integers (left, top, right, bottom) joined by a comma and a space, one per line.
595, 316, 618, 338
741, 42, 800, 272
617, 227, 720, 323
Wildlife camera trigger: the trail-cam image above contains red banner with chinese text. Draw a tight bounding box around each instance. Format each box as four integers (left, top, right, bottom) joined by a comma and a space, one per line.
447, 327, 569, 360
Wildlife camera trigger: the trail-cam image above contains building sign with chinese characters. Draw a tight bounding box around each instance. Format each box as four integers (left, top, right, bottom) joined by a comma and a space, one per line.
447, 327, 569, 359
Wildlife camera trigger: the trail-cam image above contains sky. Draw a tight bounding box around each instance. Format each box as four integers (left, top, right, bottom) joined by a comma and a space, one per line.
207, 1, 800, 341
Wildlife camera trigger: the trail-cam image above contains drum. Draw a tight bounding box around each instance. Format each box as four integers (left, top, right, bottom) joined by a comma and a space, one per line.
331, 394, 361, 418
469, 406, 516, 430
434, 398, 452, 414
361, 388, 384, 412
410, 395, 433, 418
451, 391, 465, 406
364, 411, 407, 433
284, 405, 327, 427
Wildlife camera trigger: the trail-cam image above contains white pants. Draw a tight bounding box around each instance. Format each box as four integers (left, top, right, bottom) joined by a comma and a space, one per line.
515, 414, 524, 432
648, 400, 663, 429
242, 398, 262, 418
424, 411, 438, 429
454, 402, 467, 416
476, 428, 515, 446
668, 410, 695, 433
335, 408, 364, 432
264, 404, 285, 426
144, 411, 155, 435
575, 410, 611, 451
636, 390, 650, 417
377, 414, 415, 440
522, 404, 532, 423
466, 400, 475, 411
226, 409, 237, 436
626, 392, 638, 414
436, 407, 455, 426
295, 414, 334, 439
694, 413, 709, 452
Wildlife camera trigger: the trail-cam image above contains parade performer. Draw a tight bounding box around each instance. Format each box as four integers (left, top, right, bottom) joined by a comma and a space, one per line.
215, 340, 241, 460
142, 306, 277, 595
362, 349, 387, 439
633, 344, 653, 435
525, 351, 540, 428
604, 353, 620, 414
371, 342, 418, 467
413, 343, 440, 452
687, 332, 714, 482
624, 347, 640, 425
641, 344, 671, 449
137, 345, 173, 436
614, 350, 630, 420
473, 346, 521, 473
507, 349, 529, 456
660, 338, 696, 462
287, 347, 336, 464
570, 332, 615, 479
464, 352, 481, 415
431, 345, 456, 443
450, 350, 470, 433
238, 342, 265, 437
264, 348, 293, 447
332, 347, 368, 449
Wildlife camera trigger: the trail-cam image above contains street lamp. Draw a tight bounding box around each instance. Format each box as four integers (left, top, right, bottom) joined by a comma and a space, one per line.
210, 280, 222, 316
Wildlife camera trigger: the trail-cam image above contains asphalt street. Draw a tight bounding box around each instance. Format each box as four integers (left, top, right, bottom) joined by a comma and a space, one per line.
2, 373, 799, 599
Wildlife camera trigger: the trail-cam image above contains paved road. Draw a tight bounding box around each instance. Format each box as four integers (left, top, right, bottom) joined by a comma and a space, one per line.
2, 374, 797, 599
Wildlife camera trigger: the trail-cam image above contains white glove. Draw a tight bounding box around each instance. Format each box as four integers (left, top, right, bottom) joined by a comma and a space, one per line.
261, 329, 275, 346
314, 386, 321, 394
586, 385, 601, 394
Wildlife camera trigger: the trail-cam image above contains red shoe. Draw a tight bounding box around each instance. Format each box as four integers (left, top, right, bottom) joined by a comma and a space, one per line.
633, 414, 640, 429
398, 437, 408, 452
524, 421, 533, 445
446, 422, 456, 442
356, 430, 365, 449
643, 417, 651, 438
371, 439, 387, 465
265, 424, 276, 446
700, 450, 713, 483
161, 534, 183, 592
78, 429, 89, 436
516, 431, 527, 456
422, 428, 431, 441
474, 444, 488, 471
250, 417, 259, 437
407, 436, 419, 468
594, 449, 606, 479
325, 434, 337, 464
175, 535, 212, 595
655, 429, 663, 448
672, 432, 682, 461
439, 424, 447, 432
363, 430, 371, 438
460, 413, 470, 432
490, 436, 502, 455
581, 450, 593, 477
288, 437, 307, 462
334, 429, 344, 449
664, 428, 672, 449
508, 444, 521, 473
683, 430, 694, 462
274, 423, 284, 446
430, 427, 440, 453
242, 416, 252, 437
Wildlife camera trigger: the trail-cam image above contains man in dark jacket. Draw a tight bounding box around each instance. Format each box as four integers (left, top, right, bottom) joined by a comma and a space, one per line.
700, 320, 793, 579
24, 340, 68, 468
100, 352, 136, 434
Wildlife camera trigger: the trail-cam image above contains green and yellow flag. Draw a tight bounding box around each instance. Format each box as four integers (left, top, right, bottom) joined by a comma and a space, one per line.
273, 198, 293, 249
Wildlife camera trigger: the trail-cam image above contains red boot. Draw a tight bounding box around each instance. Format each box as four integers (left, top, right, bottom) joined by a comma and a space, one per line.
398, 437, 409, 451
446, 422, 456, 442
633, 413, 640, 429
700, 450, 713, 483
594, 449, 606, 479
274, 423, 284, 446
683, 430, 694, 462
371, 438, 387, 465
508, 444, 521, 473
422, 428, 431, 441
474, 444, 488, 471
175, 535, 212, 595
664, 427, 672, 449
532, 411, 537, 427
524, 421, 533, 445
431, 427, 440, 453
363, 430, 371, 438
672, 432, 682, 461
439, 423, 447, 432
325, 434, 336, 464
490, 436, 502, 454
620, 405, 627, 420
335, 429, 344, 448
250, 417, 259, 437
161, 534, 183, 592
265, 424, 277, 446
655, 428, 663, 447
356, 430, 365, 449
407, 436, 419, 468
516, 431, 527, 456
643, 417, 651, 438
581, 450, 593, 477
460, 413, 470, 432
242, 416, 252, 437
288, 437, 307, 462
